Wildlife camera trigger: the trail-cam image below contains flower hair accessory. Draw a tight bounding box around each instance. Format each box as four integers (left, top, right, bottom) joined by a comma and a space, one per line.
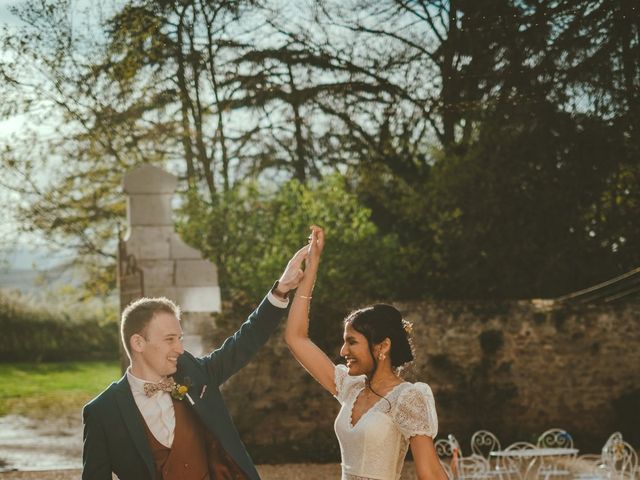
402, 319, 413, 335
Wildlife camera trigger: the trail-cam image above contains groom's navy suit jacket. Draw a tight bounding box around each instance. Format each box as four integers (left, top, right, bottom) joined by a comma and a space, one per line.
82, 295, 283, 480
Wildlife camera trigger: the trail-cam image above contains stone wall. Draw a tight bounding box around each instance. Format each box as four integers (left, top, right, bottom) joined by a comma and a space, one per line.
206, 300, 640, 462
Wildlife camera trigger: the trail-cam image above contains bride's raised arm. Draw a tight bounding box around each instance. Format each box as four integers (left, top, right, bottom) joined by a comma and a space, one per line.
284, 226, 337, 395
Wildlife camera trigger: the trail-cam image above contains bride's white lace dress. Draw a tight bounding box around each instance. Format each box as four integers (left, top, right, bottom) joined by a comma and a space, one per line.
333, 364, 438, 480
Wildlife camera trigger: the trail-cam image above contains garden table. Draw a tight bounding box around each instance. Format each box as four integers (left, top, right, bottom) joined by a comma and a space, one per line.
490, 448, 579, 479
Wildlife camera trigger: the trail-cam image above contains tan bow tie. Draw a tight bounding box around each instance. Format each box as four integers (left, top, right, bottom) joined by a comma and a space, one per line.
143, 377, 176, 397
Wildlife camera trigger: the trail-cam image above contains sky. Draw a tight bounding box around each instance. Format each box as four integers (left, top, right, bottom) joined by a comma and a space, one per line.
1, 2, 32, 263
0, 0, 36, 36
0, 0, 19, 25
0, 1, 25, 133
0, 1, 76, 269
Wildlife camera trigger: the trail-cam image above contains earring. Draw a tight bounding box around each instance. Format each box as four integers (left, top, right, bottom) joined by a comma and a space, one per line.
378, 352, 386, 361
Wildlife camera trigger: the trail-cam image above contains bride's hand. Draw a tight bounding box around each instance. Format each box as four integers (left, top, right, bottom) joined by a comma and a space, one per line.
307, 225, 325, 267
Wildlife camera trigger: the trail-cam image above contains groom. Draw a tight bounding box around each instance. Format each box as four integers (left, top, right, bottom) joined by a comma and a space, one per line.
82, 246, 308, 480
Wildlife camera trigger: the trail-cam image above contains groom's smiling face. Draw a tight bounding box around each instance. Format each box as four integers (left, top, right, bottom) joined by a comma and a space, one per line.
137, 311, 185, 379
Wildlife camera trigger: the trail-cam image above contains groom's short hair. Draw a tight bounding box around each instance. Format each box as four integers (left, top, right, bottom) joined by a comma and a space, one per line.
120, 297, 181, 357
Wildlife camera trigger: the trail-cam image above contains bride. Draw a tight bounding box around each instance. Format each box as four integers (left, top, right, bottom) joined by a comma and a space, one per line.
284, 226, 447, 480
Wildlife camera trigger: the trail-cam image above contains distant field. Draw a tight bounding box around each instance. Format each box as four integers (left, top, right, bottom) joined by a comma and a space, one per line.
0, 362, 120, 417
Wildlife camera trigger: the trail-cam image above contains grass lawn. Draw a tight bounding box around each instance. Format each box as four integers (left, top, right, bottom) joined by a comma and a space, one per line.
0, 361, 121, 418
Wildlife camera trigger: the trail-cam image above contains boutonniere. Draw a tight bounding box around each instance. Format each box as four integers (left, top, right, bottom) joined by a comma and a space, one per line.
171, 382, 189, 401
170, 376, 193, 401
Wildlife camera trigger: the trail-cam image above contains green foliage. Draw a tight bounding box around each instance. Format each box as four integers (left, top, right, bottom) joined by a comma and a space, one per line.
0, 294, 120, 362
351, 161, 438, 299
178, 175, 402, 344
0, 361, 120, 417
352, 100, 640, 300
423, 105, 640, 298
179, 175, 402, 305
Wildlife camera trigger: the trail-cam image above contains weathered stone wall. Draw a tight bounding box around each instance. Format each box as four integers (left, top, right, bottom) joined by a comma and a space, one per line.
207, 300, 640, 462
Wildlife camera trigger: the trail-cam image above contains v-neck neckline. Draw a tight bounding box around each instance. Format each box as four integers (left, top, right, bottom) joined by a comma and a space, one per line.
348, 382, 406, 429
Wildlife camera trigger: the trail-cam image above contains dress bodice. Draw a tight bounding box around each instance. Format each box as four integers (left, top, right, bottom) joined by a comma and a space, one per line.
333, 364, 438, 480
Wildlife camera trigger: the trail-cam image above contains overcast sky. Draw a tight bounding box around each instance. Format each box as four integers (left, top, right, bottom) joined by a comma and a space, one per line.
1, 2, 26, 257
0, 0, 23, 26
0, 2, 58, 266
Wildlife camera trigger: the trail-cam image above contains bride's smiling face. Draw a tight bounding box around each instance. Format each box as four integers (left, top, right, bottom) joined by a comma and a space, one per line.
340, 323, 374, 376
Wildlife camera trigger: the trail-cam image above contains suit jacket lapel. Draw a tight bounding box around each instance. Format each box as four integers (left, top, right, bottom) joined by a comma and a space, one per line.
113, 375, 156, 480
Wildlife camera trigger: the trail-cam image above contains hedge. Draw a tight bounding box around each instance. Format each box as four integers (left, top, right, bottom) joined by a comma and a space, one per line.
0, 294, 120, 362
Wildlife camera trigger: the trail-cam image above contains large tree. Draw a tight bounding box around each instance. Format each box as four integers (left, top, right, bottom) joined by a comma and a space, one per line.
1, 0, 638, 300
316, 0, 640, 298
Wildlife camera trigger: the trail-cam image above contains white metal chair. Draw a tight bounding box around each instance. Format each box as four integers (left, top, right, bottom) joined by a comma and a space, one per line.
571, 432, 626, 480
606, 440, 638, 480
448, 434, 492, 480
472, 430, 502, 458
537, 428, 575, 449
604, 432, 623, 446
456, 456, 492, 480
440, 459, 455, 480
436, 437, 455, 459
503, 441, 537, 480
600, 432, 624, 471
471, 430, 522, 479
571, 454, 611, 480
536, 429, 576, 479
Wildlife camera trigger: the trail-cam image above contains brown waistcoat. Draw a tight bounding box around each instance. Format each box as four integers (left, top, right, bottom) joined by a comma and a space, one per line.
142, 398, 249, 480
143, 398, 210, 480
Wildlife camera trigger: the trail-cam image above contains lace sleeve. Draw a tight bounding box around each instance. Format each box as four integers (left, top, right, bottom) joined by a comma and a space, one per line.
394, 382, 438, 439
333, 364, 364, 404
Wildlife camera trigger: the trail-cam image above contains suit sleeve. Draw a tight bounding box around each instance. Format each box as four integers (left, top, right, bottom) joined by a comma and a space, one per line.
202, 293, 284, 385
82, 403, 113, 480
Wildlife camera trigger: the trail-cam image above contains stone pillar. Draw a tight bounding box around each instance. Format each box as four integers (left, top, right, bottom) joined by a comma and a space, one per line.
120, 163, 221, 356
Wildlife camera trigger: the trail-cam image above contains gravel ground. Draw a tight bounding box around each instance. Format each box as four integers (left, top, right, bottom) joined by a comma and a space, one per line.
0, 463, 418, 479
0, 414, 418, 479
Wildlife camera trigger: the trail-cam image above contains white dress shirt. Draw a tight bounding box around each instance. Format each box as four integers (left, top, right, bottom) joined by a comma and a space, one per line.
126, 293, 287, 448
127, 369, 176, 448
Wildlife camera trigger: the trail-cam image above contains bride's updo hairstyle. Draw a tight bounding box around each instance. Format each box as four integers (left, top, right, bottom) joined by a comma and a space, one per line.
344, 304, 414, 370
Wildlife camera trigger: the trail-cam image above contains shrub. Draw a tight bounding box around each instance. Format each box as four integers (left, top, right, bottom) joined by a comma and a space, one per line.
0, 293, 119, 362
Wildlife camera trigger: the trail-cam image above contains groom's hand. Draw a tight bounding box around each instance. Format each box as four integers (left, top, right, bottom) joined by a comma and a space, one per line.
273, 245, 308, 299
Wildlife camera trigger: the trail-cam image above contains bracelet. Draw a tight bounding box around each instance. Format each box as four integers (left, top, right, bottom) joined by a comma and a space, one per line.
296, 294, 312, 300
